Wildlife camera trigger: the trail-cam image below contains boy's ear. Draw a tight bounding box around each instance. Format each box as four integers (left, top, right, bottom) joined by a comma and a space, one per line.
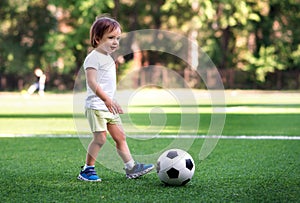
95, 37, 100, 44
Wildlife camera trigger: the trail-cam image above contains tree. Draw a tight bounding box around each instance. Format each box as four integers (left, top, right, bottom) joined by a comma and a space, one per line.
244, 0, 300, 87
0, 0, 55, 90
1, 0, 300, 90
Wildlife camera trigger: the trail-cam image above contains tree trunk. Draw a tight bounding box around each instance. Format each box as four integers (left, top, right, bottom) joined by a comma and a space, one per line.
113, 0, 120, 18
276, 71, 282, 90
297, 71, 300, 89
220, 27, 230, 70
18, 79, 24, 90
1, 77, 7, 90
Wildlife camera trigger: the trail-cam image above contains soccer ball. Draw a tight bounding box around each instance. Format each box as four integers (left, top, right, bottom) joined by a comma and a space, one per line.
156, 149, 195, 186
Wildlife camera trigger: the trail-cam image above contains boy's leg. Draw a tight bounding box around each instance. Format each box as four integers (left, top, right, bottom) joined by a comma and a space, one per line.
78, 131, 106, 182
108, 123, 154, 179
86, 131, 107, 166
107, 124, 132, 163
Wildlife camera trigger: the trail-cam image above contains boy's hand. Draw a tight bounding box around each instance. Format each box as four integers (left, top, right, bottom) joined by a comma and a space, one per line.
104, 98, 123, 114
114, 101, 124, 114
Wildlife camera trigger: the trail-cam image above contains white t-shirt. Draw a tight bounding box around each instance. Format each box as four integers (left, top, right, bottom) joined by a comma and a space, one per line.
83, 50, 116, 111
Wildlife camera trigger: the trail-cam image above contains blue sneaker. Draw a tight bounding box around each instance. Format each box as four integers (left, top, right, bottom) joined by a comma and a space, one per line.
77, 166, 102, 182
125, 162, 154, 179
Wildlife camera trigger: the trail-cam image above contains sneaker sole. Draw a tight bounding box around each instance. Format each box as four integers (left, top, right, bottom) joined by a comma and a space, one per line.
126, 165, 155, 179
77, 174, 102, 182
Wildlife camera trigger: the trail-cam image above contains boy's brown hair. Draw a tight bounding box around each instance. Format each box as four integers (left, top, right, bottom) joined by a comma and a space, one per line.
90, 16, 121, 48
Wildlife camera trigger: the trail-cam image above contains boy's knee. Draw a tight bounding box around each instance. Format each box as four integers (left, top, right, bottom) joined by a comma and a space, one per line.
94, 138, 106, 147
93, 132, 107, 146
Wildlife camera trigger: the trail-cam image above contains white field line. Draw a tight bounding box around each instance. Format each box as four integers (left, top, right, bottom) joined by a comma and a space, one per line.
1, 134, 300, 140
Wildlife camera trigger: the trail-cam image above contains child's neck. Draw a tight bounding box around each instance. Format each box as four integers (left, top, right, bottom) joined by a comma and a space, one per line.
95, 47, 109, 55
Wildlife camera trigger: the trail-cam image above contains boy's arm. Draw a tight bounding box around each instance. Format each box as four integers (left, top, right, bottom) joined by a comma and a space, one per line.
85, 68, 122, 114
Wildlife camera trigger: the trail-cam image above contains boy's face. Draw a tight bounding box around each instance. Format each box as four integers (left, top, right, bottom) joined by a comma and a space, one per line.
96, 27, 121, 54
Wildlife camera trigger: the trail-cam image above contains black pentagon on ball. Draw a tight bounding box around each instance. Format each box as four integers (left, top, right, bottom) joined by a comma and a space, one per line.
166, 151, 178, 159
181, 178, 191, 186
166, 167, 179, 179
186, 159, 194, 170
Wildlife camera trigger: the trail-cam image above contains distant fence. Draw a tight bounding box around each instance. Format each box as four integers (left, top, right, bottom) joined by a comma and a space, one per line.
122, 67, 300, 90
1, 68, 299, 91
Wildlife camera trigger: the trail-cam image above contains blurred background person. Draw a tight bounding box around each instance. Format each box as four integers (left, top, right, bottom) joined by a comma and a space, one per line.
27, 68, 46, 96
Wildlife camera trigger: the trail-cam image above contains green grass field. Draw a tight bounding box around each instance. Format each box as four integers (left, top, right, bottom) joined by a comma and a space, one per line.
0, 90, 300, 202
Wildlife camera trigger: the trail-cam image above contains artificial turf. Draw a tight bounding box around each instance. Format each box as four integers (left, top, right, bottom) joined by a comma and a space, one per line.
0, 138, 299, 202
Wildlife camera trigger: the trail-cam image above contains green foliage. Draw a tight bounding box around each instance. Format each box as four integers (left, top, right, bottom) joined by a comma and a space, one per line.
245, 46, 285, 82
291, 45, 300, 67
0, 0, 300, 90
1, 0, 55, 72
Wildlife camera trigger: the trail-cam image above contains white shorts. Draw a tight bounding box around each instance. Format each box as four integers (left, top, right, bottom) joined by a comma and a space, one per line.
85, 108, 122, 132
